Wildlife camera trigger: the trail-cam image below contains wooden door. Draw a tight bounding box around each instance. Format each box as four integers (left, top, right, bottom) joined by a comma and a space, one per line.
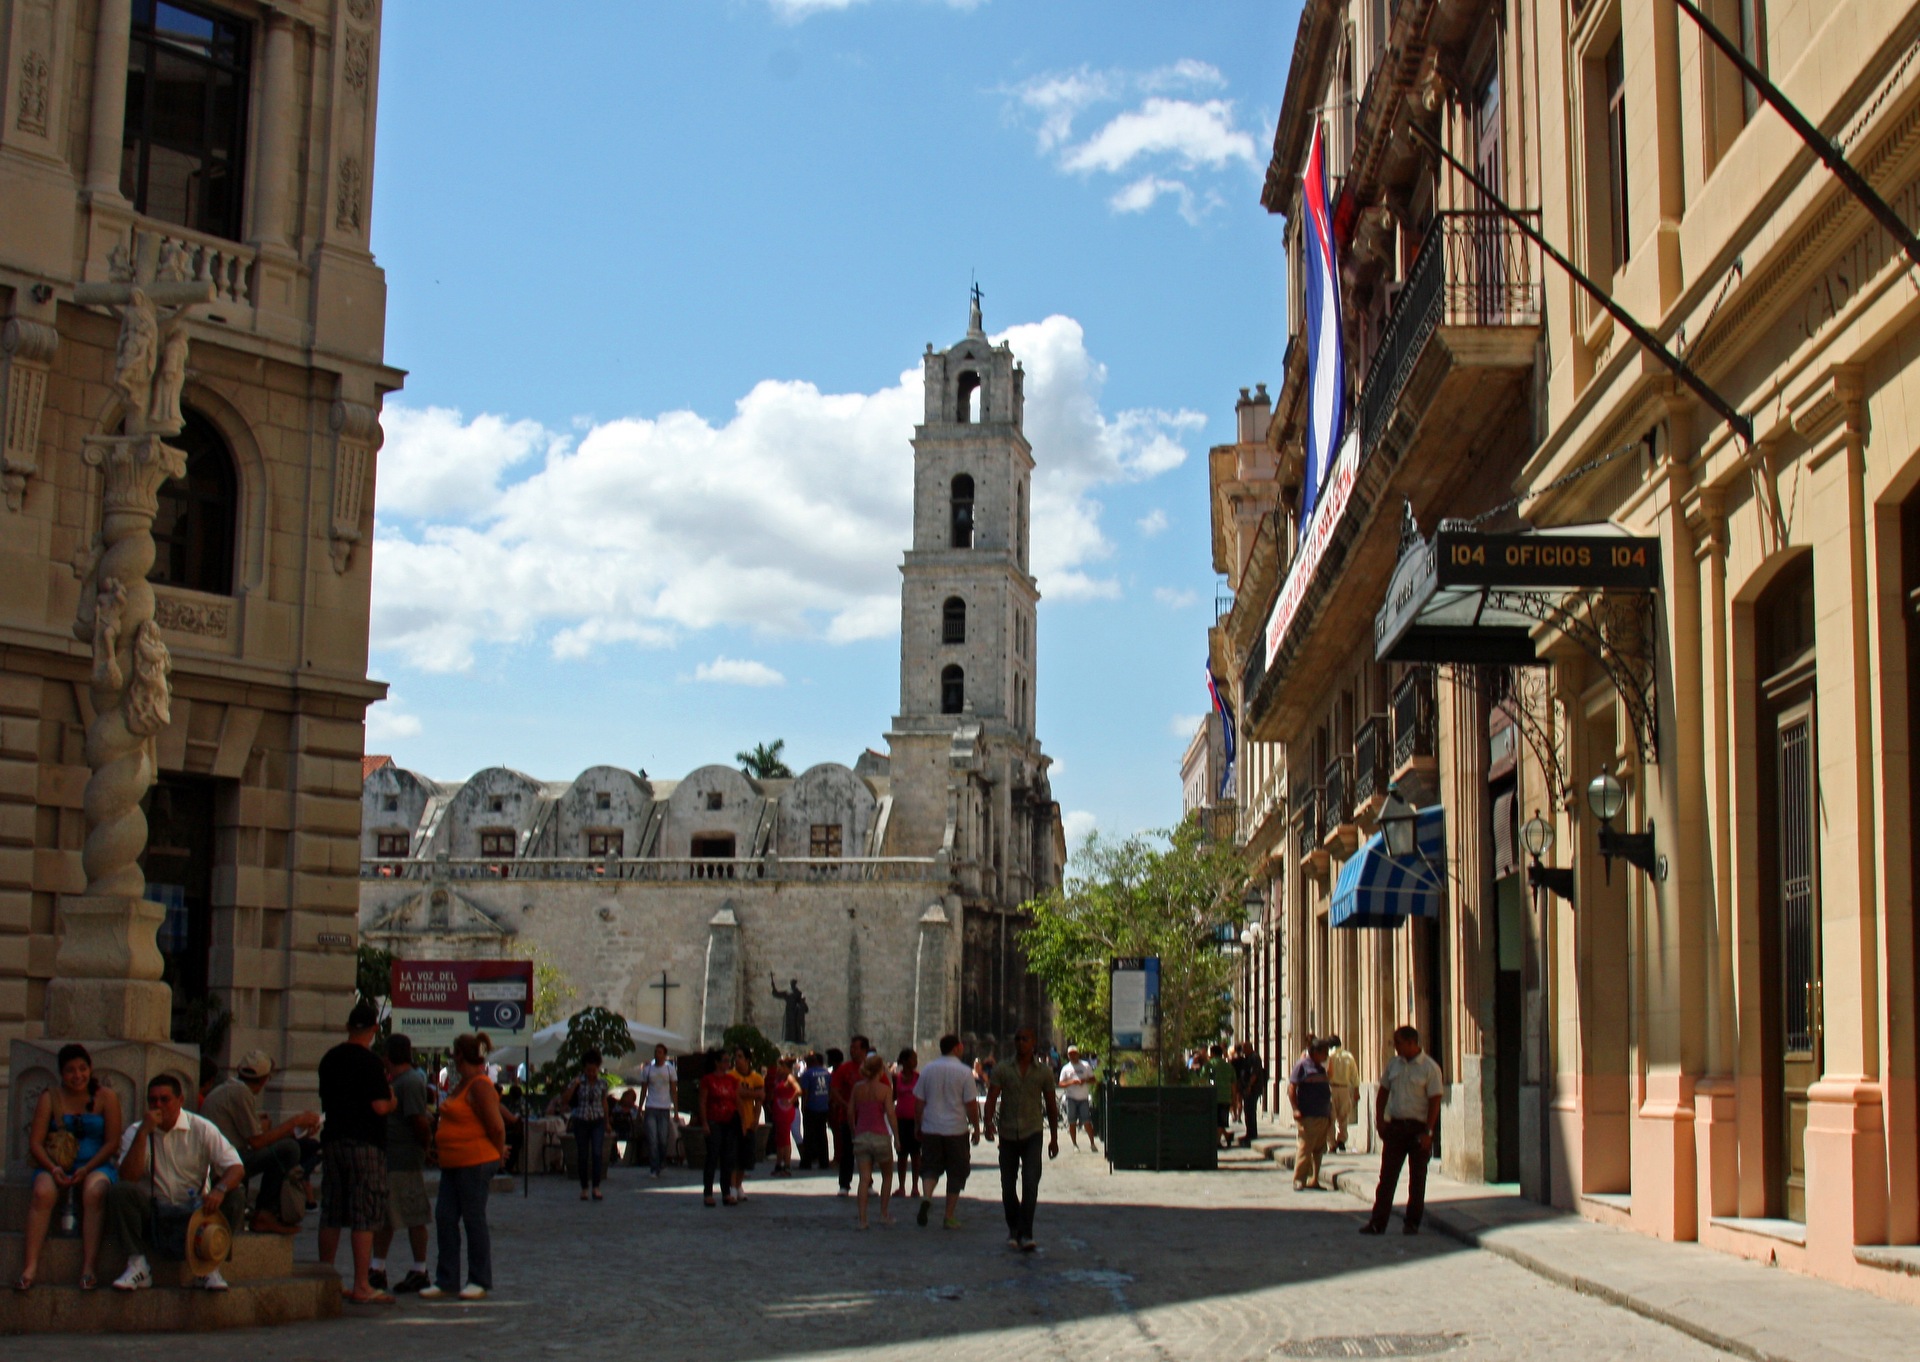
1774, 698, 1821, 1221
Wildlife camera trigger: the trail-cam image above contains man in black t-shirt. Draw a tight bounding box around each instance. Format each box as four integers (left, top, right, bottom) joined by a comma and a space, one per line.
317, 1002, 396, 1304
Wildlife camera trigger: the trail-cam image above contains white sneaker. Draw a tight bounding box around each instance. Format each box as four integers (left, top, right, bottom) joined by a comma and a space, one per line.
417, 1284, 449, 1300
113, 1255, 153, 1291
458, 1283, 488, 1301
194, 1268, 230, 1291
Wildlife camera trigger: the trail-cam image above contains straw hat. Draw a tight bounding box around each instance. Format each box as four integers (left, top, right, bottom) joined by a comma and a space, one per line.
185, 1204, 232, 1276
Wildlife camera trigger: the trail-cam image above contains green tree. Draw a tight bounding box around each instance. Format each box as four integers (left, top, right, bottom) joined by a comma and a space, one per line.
1019, 817, 1248, 1085
735, 739, 794, 779
723, 1023, 780, 1071
355, 941, 395, 1011
532, 1005, 637, 1094
508, 942, 578, 1028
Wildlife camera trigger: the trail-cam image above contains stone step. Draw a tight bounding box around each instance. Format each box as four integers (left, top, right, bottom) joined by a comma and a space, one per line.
1, 1266, 341, 1333
0, 1227, 296, 1287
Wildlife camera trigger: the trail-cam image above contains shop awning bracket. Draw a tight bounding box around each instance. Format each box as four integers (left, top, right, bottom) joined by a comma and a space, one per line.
1482, 587, 1659, 765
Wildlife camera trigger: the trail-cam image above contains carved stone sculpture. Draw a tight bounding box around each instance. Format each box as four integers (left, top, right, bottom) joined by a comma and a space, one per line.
109, 287, 158, 424
148, 325, 189, 434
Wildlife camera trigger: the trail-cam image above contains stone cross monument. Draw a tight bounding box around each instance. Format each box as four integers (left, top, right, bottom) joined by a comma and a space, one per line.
7, 232, 213, 1173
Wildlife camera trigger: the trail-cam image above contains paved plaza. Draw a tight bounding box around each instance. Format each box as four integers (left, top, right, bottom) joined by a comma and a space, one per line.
6, 1144, 1757, 1361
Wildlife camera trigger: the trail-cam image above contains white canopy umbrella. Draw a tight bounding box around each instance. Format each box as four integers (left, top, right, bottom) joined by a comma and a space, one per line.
490, 1018, 689, 1072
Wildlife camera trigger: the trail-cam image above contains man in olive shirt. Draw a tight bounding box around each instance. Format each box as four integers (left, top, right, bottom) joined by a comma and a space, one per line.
199, 1049, 316, 1234
983, 1025, 1059, 1252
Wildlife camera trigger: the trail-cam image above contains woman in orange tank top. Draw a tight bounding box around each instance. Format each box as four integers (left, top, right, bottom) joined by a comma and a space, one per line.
422, 1034, 505, 1300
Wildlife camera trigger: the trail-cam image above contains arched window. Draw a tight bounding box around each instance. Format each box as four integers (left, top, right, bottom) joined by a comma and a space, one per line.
941, 665, 965, 715
956, 371, 981, 423
950, 473, 974, 549
942, 596, 966, 644
150, 407, 236, 595
1015, 481, 1027, 569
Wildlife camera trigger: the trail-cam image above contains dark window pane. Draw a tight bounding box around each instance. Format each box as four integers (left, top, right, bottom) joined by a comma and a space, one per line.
123, 1, 250, 240
150, 407, 236, 595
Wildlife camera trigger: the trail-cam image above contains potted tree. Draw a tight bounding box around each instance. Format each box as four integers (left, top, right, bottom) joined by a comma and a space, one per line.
1021, 816, 1246, 1170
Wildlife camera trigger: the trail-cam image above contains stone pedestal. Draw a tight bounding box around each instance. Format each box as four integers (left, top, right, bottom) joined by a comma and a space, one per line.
1805, 1077, 1888, 1252
6, 1038, 196, 1180
700, 906, 740, 1050
44, 894, 171, 1040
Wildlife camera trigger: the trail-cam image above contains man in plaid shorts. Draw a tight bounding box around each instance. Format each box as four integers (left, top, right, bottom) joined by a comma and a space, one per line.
317, 1002, 396, 1303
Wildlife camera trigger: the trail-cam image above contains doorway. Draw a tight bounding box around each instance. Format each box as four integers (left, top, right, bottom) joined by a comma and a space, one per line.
140, 775, 219, 1046
1754, 554, 1819, 1221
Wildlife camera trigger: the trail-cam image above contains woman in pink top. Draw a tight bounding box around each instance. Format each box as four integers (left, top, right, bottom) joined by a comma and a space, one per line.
892, 1049, 922, 1200
849, 1053, 897, 1229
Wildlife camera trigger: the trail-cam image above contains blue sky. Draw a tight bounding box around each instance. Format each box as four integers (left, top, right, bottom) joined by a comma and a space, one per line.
365, 0, 1300, 845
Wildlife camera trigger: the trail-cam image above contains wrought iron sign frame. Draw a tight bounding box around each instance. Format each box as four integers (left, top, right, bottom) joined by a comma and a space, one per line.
1429, 660, 1571, 814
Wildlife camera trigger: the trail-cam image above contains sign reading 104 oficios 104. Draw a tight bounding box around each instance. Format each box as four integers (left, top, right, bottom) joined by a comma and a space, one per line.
1110, 957, 1160, 1053
1433, 531, 1662, 590
389, 959, 534, 1048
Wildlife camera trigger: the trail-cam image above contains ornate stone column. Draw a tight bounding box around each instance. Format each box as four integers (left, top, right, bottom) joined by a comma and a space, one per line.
85, 0, 132, 199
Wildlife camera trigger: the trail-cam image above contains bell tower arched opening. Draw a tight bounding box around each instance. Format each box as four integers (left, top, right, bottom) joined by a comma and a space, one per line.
943, 596, 966, 644
950, 474, 975, 548
956, 370, 981, 423
941, 665, 965, 715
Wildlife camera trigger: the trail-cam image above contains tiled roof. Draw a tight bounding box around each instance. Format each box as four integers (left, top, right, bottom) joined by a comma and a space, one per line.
362, 754, 393, 781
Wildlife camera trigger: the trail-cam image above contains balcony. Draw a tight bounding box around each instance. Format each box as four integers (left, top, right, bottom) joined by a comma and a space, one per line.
1391, 670, 1439, 802
1244, 211, 1541, 745
1353, 714, 1389, 815
1321, 755, 1358, 856
1294, 786, 1329, 881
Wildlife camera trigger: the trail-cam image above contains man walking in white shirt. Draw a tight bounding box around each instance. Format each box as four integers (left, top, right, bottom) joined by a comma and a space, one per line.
638, 1044, 678, 1178
1057, 1046, 1098, 1151
913, 1034, 980, 1229
1358, 1025, 1445, 1236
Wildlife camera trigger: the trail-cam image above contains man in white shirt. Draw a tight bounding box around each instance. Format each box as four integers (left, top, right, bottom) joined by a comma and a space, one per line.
638, 1043, 678, 1178
1057, 1046, 1098, 1151
1358, 1025, 1446, 1236
108, 1073, 245, 1291
913, 1033, 981, 1230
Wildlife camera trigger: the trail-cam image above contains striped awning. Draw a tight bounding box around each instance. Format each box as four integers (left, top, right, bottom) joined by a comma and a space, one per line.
1329, 805, 1446, 929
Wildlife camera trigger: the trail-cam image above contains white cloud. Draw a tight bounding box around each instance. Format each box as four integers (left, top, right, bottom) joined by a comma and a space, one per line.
365, 696, 422, 745
369, 314, 1199, 671
1136, 509, 1168, 536
1004, 62, 1258, 223
1063, 809, 1098, 848
1062, 98, 1256, 175
693, 656, 787, 687
1169, 713, 1206, 739
1154, 587, 1197, 609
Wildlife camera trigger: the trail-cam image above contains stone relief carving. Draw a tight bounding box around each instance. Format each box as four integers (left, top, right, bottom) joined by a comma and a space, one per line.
344, 28, 371, 99
336, 155, 364, 232
328, 399, 383, 571
16, 49, 50, 135
153, 595, 232, 638
126, 621, 173, 736
1, 317, 59, 511
345, 0, 374, 19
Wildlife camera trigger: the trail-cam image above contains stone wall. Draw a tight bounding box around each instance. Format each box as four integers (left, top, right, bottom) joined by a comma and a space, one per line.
361, 876, 960, 1062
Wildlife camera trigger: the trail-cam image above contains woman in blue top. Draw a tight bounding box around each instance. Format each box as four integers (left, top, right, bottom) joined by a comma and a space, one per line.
18, 1043, 124, 1291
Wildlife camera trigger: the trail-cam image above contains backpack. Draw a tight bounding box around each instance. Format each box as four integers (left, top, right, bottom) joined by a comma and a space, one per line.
279, 1162, 316, 1226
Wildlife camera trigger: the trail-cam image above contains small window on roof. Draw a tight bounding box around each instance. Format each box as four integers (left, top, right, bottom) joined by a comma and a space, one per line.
706, 791, 724, 811
596, 791, 611, 810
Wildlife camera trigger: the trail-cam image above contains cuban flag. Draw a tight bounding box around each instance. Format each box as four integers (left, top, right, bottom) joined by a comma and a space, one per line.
1298, 120, 1346, 528
1206, 665, 1237, 800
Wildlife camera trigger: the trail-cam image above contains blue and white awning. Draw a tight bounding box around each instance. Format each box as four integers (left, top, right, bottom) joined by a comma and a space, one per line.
1329, 805, 1446, 929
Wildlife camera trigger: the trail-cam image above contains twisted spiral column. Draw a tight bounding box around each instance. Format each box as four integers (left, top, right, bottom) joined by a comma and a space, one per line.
47, 435, 182, 1040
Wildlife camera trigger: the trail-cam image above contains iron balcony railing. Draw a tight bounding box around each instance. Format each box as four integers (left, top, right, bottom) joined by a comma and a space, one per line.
1215, 586, 1236, 623
1358, 210, 1544, 457
1293, 787, 1322, 860
1392, 670, 1437, 771
1322, 755, 1353, 840
1353, 714, 1389, 808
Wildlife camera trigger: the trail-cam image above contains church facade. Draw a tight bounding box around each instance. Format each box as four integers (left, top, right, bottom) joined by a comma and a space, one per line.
359, 300, 1063, 1061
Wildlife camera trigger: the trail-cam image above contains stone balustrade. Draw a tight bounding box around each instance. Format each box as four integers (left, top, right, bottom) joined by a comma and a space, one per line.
359, 855, 948, 884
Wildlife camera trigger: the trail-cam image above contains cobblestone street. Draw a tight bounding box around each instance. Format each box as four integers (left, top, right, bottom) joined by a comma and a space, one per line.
10, 1145, 1741, 1361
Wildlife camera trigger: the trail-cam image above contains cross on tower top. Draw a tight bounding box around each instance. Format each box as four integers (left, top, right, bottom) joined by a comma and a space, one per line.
968, 276, 985, 337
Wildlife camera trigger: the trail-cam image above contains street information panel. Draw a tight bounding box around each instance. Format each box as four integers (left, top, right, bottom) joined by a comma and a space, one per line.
389, 959, 534, 1049
1110, 956, 1160, 1052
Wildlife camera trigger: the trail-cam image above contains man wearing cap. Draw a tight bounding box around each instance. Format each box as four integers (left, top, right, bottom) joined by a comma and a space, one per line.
200, 1050, 317, 1235
317, 1001, 397, 1304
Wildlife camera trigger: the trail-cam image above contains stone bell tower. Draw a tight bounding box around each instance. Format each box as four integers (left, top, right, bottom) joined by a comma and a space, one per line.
885, 289, 1058, 1055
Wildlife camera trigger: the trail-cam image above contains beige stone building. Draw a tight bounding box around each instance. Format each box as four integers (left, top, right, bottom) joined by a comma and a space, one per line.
1, 0, 398, 1160
360, 299, 1064, 1063
1216, 0, 1920, 1299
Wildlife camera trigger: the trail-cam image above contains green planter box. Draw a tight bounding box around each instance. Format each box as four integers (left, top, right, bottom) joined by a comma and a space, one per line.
1097, 1086, 1218, 1171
